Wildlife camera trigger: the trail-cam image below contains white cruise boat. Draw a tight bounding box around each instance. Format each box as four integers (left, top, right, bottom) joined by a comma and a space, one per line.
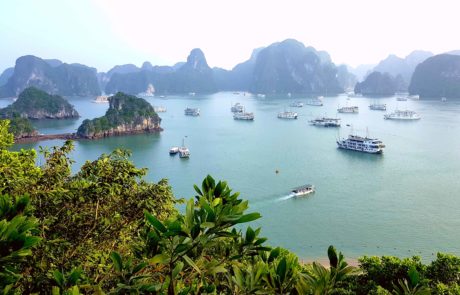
154, 106, 167, 113
231, 103, 244, 113
257, 94, 266, 98
188, 92, 196, 96
384, 110, 421, 120
93, 95, 109, 103
408, 94, 420, 100
179, 147, 190, 158
289, 184, 315, 198
306, 98, 323, 106
337, 106, 359, 113
347, 93, 363, 98
233, 111, 254, 120
396, 96, 408, 101
184, 107, 200, 116
290, 101, 304, 107
369, 103, 387, 111
309, 117, 341, 127
179, 137, 190, 158
277, 111, 298, 119
169, 147, 179, 155
441, 97, 447, 102
337, 134, 385, 154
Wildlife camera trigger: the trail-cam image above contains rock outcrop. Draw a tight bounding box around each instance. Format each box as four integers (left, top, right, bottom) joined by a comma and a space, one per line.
0, 87, 79, 119
354, 71, 400, 96
250, 39, 343, 94
77, 92, 161, 139
0, 55, 101, 97
409, 54, 460, 98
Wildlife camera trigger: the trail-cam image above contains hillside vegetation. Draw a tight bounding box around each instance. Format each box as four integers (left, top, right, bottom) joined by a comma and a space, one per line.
1, 121, 460, 294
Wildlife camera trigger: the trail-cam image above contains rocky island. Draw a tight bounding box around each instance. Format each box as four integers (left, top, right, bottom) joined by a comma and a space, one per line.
4, 116, 38, 139
77, 92, 162, 139
0, 87, 79, 119
409, 54, 460, 98
354, 71, 403, 96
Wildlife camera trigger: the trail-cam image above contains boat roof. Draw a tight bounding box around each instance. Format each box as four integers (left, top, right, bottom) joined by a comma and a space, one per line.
291, 184, 313, 191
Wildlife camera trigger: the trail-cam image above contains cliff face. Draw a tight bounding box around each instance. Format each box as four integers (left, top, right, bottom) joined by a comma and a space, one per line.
354, 71, 399, 96
0, 87, 79, 119
409, 54, 460, 98
0, 55, 101, 97
77, 92, 161, 139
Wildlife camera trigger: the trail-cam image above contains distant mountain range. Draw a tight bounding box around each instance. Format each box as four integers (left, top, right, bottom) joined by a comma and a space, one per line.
352, 51, 434, 96
1, 41, 459, 98
0, 56, 100, 98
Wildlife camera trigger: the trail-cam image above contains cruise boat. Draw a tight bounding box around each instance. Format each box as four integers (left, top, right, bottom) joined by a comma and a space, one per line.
306, 98, 323, 106
337, 134, 385, 154
290, 101, 304, 107
396, 96, 408, 101
289, 184, 315, 198
184, 107, 200, 116
277, 111, 298, 119
309, 117, 341, 127
441, 97, 447, 102
179, 137, 190, 158
408, 94, 420, 100
233, 111, 255, 120
169, 147, 179, 155
384, 110, 421, 120
337, 106, 359, 113
179, 147, 190, 158
369, 103, 387, 111
231, 102, 244, 113
154, 106, 167, 113
257, 94, 266, 98
188, 92, 196, 96
93, 95, 109, 103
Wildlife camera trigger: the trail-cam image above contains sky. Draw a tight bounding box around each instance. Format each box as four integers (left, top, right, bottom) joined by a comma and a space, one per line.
1, 0, 460, 72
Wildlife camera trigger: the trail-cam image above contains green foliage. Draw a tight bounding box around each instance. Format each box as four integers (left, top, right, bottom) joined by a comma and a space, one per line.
0, 120, 14, 149
77, 92, 159, 137
5, 117, 37, 138
427, 253, 460, 286
358, 256, 427, 294
2, 123, 460, 294
0, 194, 40, 293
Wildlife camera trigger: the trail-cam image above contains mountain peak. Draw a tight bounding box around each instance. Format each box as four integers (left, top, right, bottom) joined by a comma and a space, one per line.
184, 48, 210, 71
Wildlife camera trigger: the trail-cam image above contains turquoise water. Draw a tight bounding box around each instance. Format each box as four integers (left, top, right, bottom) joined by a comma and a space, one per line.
5, 93, 460, 261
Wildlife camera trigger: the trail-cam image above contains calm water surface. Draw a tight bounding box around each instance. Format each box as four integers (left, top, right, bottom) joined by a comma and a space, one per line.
4, 93, 460, 261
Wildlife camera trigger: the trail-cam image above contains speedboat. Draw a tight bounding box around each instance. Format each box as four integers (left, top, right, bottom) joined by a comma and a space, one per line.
289, 184, 315, 198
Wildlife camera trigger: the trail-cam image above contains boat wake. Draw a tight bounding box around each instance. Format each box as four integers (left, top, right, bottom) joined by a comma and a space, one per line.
276, 194, 294, 202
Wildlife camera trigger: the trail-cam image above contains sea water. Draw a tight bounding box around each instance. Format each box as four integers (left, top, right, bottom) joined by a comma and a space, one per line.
6, 92, 460, 261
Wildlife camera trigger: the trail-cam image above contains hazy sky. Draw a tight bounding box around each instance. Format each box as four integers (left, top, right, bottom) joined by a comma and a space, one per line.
1, 0, 460, 72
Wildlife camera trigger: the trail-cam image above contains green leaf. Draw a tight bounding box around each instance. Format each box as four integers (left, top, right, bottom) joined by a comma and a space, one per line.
183, 255, 201, 274
68, 268, 82, 285
144, 211, 167, 233
277, 257, 287, 283
236, 212, 261, 224
172, 261, 184, 279
110, 252, 123, 272
245, 226, 255, 243
150, 253, 169, 265
52, 270, 65, 288
51, 286, 60, 295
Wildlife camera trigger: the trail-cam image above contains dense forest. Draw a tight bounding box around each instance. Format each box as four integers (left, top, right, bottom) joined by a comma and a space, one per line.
1, 119, 460, 294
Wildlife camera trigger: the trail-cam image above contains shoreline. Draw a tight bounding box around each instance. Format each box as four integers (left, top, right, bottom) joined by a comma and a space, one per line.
14, 128, 163, 143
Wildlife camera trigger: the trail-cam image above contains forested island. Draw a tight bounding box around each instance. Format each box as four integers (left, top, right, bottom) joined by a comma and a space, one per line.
77, 92, 162, 139
1, 121, 460, 294
0, 87, 79, 119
